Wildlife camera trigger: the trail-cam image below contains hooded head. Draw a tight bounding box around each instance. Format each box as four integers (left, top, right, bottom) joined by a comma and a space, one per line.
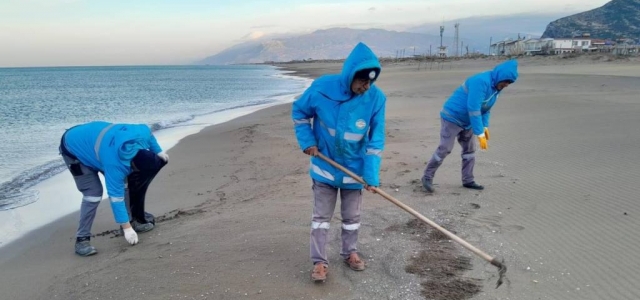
490, 59, 518, 91
115, 124, 154, 166
340, 42, 381, 95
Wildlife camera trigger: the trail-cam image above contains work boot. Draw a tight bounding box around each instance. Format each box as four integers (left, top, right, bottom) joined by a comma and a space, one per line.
421, 177, 435, 193
311, 263, 328, 282
463, 182, 484, 190
75, 237, 97, 257
344, 252, 366, 271
131, 220, 155, 233
144, 212, 155, 225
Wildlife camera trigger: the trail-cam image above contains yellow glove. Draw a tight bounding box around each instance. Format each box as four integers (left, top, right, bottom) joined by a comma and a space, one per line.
484, 127, 490, 141
477, 134, 488, 150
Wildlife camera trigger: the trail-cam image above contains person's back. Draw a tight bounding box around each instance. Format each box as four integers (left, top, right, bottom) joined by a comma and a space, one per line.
64, 121, 162, 173
440, 60, 518, 131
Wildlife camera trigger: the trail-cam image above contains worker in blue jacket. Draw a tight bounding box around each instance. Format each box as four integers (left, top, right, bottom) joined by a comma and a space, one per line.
422, 59, 518, 193
292, 42, 386, 282
59, 121, 169, 256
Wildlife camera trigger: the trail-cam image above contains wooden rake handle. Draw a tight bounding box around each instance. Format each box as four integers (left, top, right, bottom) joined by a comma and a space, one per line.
316, 152, 504, 270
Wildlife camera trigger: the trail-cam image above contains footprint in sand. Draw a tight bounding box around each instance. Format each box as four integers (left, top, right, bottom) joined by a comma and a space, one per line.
396, 170, 411, 177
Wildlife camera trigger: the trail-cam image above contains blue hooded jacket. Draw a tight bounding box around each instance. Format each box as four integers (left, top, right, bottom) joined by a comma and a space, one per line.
440, 59, 519, 135
63, 121, 163, 224
292, 42, 386, 189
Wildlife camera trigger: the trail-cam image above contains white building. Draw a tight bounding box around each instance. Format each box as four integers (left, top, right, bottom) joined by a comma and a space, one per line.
490, 39, 524, 56
552, 37, 598, 53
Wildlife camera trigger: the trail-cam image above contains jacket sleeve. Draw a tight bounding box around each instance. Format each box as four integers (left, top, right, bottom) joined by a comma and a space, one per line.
149, 133, 163, 154
466, 77, 488, 136
482, 111, 490, 128
291, 89, 317, 151
104, 166, 130, 224
362, 95, 386, 187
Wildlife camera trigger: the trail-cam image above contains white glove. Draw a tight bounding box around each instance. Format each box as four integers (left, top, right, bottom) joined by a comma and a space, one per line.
123, 227, 138, 245
157, 151, 169, 163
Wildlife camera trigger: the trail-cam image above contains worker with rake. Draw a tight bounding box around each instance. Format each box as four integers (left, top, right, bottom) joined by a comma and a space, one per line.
291, 42, 387, 282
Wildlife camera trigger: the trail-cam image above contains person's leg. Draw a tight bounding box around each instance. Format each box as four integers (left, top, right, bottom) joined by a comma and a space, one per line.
310, 180, 338, 266
422, 119, 463, 192
310, 180, 338, 282
458, 129, 484, 190
61, 153, 103, 256
339, 187, 365, 271
127, 156, 166, 226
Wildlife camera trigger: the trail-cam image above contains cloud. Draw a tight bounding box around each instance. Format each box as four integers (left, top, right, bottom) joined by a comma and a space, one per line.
250, 24, 277, 29
242, 31, 267, 40
368, 7, 376, 12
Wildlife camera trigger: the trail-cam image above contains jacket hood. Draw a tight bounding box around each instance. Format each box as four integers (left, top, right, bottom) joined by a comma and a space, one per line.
115, 125, 152, 165
490, 59, 519, 86
339, 42, 382, 96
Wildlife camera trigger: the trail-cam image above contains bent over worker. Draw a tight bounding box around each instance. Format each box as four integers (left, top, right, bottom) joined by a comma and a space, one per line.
292, 42, 386, 282
59, 121, 169, 256
422, 59, 518, 193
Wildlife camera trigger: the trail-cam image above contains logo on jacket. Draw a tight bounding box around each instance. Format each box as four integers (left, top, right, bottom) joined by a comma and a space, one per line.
355, 119, 366, 129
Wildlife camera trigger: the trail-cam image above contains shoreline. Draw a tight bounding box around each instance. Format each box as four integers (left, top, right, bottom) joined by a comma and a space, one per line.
0, 69, 311, 249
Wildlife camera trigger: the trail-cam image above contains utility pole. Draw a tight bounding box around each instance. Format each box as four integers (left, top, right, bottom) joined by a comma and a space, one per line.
454, 23, 460, 57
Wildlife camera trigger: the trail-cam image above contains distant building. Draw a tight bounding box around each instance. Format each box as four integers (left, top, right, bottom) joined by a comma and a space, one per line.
523, 38, 554, 55
490, 38, 526, 56
489, 33, 635, 56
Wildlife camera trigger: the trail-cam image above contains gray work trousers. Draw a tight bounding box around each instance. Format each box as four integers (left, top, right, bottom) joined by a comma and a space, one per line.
423, 118, 476, 184
60, 153, 104, 239
310, 179, 362, 265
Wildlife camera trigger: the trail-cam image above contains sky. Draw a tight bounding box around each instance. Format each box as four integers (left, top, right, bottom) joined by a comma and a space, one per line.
0, 0, 610, 67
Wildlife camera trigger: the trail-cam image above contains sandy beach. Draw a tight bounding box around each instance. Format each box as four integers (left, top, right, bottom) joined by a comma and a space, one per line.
1, 55, 640, 300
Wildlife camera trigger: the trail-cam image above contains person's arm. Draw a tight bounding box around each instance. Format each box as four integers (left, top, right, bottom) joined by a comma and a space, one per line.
466, 77, 488, 136
482, 111, 490, 129
149, 133, 162, 154
362, 96, 386, 188
292, 89, 317, 153
149, 133, 169, 162
104, 167, 138, 244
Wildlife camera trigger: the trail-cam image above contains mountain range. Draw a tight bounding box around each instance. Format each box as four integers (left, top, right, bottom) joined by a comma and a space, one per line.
542, 0, 640, 40
198, 4, 640, 65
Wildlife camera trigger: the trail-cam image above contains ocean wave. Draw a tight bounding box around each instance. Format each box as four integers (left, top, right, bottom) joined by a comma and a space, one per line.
0, 160, 65, 211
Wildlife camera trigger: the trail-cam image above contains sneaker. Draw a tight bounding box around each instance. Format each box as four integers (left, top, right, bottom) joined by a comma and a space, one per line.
132, 220, 155, 233
421, 177, 435, 193
311, 263, 328, 282
463, 182, 484, 190
344, 253, 366, 271
75, 237, 97, 257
